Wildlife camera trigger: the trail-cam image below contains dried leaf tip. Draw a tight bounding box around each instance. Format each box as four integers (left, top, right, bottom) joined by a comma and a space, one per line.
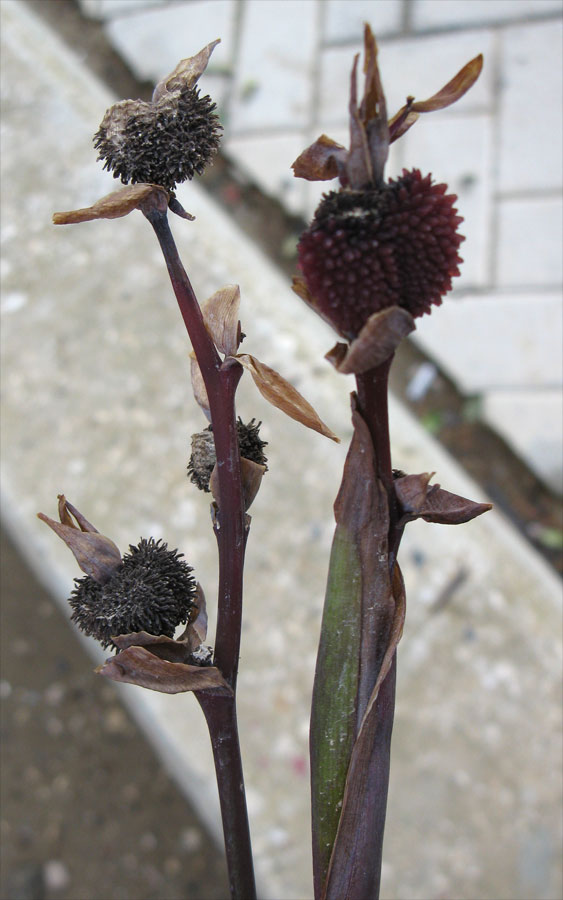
38, 495, 121, 583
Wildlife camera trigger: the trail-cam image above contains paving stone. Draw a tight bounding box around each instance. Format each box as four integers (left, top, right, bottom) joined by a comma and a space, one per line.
229, 0, 317, 132
412, 0, 562, 29
223, 131, 308, 216
482, 389, 563, 494
78, 0, 168, 19
399, 113, 493, 287
323, 0, 403, 44
104, 0, 236, 110
498, 20, 563, 192
413, 292, 563, 394
497, 196, 563, 287
319, 29, 494, 128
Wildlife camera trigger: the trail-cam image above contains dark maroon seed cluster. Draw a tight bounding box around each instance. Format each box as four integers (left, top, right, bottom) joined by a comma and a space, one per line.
298, 169, 464, 340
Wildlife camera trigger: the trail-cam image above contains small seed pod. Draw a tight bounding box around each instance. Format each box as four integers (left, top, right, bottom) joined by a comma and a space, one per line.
187, 419, 268, 493
69, 538, 198, 650
298, 169, 464, 340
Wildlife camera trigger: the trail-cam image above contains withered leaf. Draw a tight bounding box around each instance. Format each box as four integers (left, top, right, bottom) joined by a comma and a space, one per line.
53, 184, 169, 225
96, 645, 232, 694
37, 495, 121, 585
395, 472, 492, 524
211, 457, 266, 512
152, 39, 221, 102
411, 54, 483, 113
292, 134, 347, 182
389, 54, 483, 142
201, 284, 241, 356
325, 306, 415, 375
236, 354, 339, 442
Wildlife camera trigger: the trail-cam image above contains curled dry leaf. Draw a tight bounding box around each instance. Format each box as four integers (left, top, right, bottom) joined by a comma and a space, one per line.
201, 284, 241, 356
152, 39, 221, 102
236, 354, 339, 442
325, 306, 415, 375
292, 134, 347, 182
389, 54, 483, 142
53, 184, 169, 225
96, 645, 232, 694
210, 457, 266, 512
37, 495, 122, 584
395, 472, 492, 525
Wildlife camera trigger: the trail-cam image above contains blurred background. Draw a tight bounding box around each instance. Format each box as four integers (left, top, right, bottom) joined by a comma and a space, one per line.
1, 1, 562, 898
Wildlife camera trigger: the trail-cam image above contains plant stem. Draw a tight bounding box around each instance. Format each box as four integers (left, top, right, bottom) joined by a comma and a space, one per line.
355, 357, 402, 572
198, 693, 257, 900
146, 209, 256, 898
353, 358, 398, 899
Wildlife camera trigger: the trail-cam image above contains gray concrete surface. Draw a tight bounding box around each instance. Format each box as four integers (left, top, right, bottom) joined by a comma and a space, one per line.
80, 0, 563, 495
1, 2, 562, 898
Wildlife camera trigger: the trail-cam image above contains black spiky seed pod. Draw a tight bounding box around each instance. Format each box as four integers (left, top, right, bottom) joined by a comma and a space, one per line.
298, 168, 465, 341
68, 538, 197, 650
93, 86, 221, 192
187, 418, 268, 493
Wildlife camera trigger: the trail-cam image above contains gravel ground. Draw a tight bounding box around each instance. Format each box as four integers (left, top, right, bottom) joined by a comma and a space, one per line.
0, 527, 229, 900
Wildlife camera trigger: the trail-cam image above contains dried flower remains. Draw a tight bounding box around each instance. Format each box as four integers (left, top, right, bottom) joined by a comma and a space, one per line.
94, 40, 222, 192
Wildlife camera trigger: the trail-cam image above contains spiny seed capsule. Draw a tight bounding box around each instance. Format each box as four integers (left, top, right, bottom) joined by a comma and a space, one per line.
188, 418, 268, 493
298, 168, 464, 340
69, 537, 197, 649
93, 87, 222, 192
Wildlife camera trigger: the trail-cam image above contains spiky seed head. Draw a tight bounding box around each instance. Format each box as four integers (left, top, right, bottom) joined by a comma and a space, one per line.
187, 419, 268, 493
297, 169, 464, 340
93, 86, 221, 192
69, 537, 197, 649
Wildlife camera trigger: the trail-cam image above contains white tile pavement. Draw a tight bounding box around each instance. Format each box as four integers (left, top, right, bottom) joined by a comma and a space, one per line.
323, 0, 403, 43
229, 0, 317, 132
498, 20, 563, 193
497, 196, 563, 287
412, 0, 562, 30
482, 389, 563, 494
414, 292, 563, 393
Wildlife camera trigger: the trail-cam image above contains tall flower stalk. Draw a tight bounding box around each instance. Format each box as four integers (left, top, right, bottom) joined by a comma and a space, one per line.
42, 39, 336, 900
293, 26, 489, 899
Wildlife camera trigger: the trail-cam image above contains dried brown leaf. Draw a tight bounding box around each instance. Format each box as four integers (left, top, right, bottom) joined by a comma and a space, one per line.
236, 354, 339, 442
201, 284, 241, 356
411, 54, 483, 113
96, 645, 232, 694
292, 134, 347, 182
395, 472, 492, 524
152, 39, 221, 102
53, 184, 169, 225
326, 306, 415, 374
37, 495, 121, 584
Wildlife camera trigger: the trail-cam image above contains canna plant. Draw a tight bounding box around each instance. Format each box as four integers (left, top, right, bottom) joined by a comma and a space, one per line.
39, 25, 491, 900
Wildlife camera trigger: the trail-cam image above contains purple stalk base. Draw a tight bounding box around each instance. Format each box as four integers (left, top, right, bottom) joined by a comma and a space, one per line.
354, 358, 400, 899
145, 209, 256, 900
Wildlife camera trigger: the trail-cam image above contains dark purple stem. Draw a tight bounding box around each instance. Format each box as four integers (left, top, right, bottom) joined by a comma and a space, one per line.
354, 357, 399, 900
355, 356, 402, 571
145, 209, 256, 899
